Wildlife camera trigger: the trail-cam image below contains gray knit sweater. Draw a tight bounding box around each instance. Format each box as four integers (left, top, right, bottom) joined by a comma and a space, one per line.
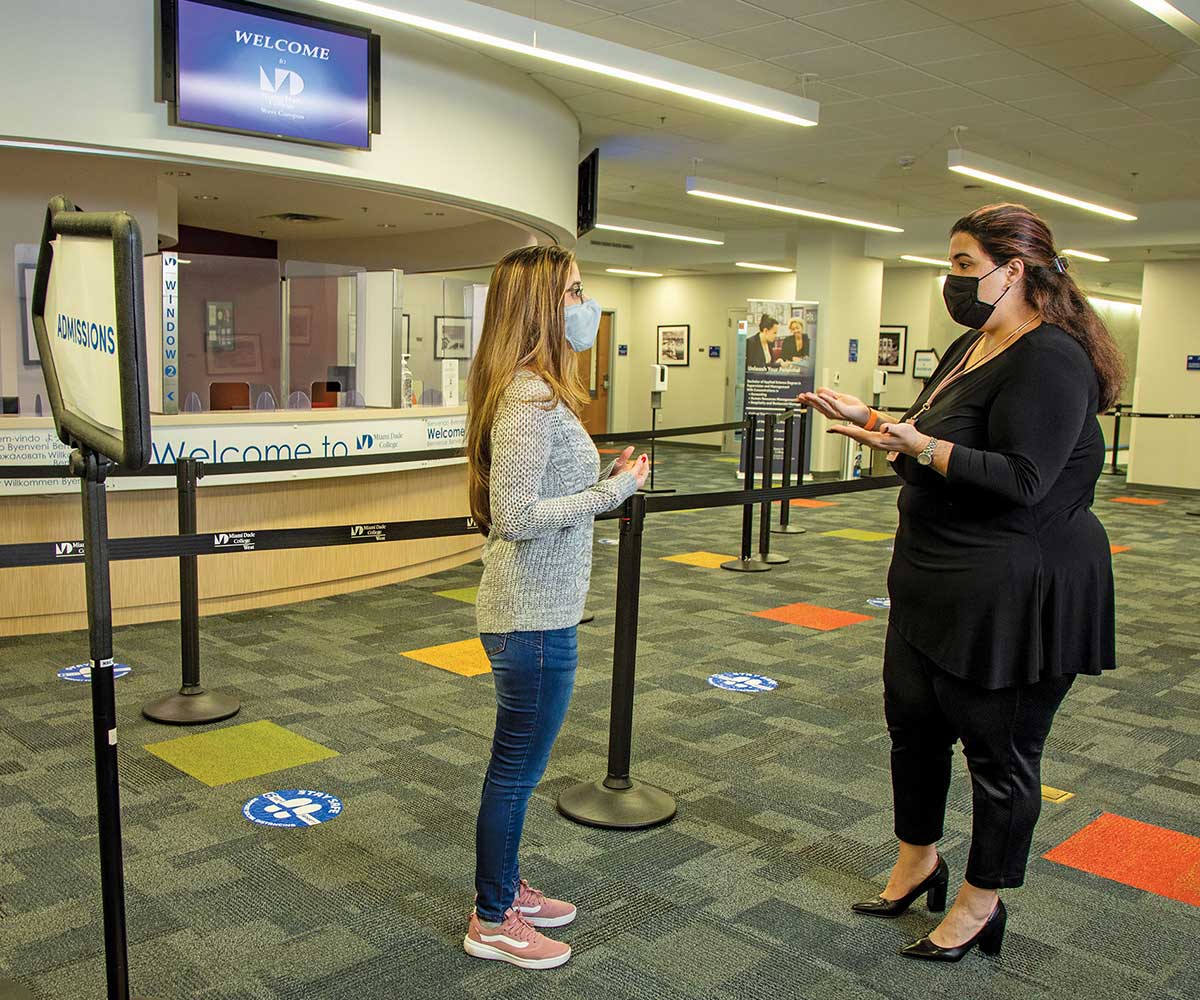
476, 371, 639, 633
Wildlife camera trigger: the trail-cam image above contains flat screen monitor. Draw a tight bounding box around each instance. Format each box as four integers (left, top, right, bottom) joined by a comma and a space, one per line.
161, 0, 381, 150
31, 197, 152, 469
578, 148, 599, 238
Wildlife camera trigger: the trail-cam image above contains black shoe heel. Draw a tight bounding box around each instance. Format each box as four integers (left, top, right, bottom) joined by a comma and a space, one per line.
851, 856, 949, 918
898, 899, 1007, 963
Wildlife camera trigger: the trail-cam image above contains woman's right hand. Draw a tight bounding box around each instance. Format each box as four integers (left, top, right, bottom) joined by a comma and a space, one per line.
632, 454, 650, 489
797, 388, 871, 426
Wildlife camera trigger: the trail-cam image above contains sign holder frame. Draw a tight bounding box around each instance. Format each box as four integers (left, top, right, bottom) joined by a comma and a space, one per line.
31, 196, 153, 1000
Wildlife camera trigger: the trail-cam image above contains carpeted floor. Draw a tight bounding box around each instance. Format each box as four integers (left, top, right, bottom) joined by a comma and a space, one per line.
1, 446, 1197, 1000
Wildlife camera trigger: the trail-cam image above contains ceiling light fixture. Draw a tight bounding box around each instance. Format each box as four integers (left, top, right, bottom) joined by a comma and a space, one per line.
1088, 295, 1141, 310
947, 150, 1137, 221
193, 194, 219, 200
1061, 248, 1111, 263
596, 215, 724, 246
900, 254, 951, 267
686, 177, 903, 233
312, 0, 818, 126
1127, 1, 1200, 45
606, 267, 663, 277
735, 261, 793, 272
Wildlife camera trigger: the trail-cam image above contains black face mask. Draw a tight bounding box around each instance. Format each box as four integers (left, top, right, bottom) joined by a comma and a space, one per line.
942, 262, 1012, 329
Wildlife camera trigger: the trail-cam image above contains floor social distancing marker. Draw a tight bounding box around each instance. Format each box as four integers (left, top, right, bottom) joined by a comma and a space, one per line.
866, 597, 891, 610
58, 663, 132, 683
402, 637, 492, 677
436, 586, 479, 605
822, 528, 894, 542
1044, 812, 1200, 907
1111, 497, 1167, 506
243, 789, 343, 828
791, 499, 838, 509
145, 719, 338, 787
754, 602, 873, 632
1110, 545, 1131, 555
1041, 784, 1074, 803
708, 672, 778, 693
663, 551, 737, 569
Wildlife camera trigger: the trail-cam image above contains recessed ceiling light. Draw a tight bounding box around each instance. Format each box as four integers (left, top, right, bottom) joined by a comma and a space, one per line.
311, 0, 819, 126
596, 215, 725, 245
1062, 248, 1111, 263
947, 150, 1137, 221
900, 254, 951, 267
686, 177, 904, 233
194, 194, 219, 200
423, 211, 445, 217
377, 222, 399, 228
735, 261, 793, 272
164, 170, 191, 177
606, 267, 662, 277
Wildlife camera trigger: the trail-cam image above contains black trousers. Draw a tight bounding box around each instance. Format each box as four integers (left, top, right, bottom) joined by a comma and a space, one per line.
883, 626, 1075, 890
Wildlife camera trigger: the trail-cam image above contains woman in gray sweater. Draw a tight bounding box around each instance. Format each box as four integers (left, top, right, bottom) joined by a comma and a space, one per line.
462, 246, 648, 969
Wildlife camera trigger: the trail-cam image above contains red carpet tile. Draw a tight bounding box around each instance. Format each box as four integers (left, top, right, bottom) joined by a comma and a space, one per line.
1111, 545, 1131, 554
1111, 497, 1167, 506
1044, 813, 1200, 907
790, 499, 839, 508
754, 602, 872, 631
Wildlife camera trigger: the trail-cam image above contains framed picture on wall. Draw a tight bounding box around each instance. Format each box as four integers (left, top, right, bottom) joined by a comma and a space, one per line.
206, 334, 262, 375
656, 324, 690, 366
913, 348, 940, 380
434, 316, 471, 360
206, 300, 236, 352
878, 324, 907, 374
18, 262, 38, 366
288, 304, 312, 346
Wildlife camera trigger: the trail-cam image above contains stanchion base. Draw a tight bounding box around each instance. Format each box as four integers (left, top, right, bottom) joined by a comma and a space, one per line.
720, 558, 771, 573
760, 552, 789, 565
771, 525, 807, 535
557, 778, 677, 830
142, 688, 240, 726
579, 610, 596, 625
638, 487, 676, 494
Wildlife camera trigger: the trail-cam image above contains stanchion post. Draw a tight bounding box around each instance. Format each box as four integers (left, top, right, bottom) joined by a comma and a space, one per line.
142, 458, 239, 725
1111, 404, 1122, 475
774, 409, 806, 535
722, 414, 770, 572
557, 493, 676, 828
640, 397, 676, 494
758, 414, 787, 565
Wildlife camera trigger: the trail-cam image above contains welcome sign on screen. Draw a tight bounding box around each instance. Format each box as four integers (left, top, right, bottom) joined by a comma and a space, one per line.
176, 0, 370, 149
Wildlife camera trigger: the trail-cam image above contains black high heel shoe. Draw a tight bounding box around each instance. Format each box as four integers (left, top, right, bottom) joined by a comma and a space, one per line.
851, 856, 948, 918
898, 898, 1006, 962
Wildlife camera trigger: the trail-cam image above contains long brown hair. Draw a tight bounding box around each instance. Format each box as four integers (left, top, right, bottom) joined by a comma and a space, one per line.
950, 203, 1125, 410
466, 245, 589, 534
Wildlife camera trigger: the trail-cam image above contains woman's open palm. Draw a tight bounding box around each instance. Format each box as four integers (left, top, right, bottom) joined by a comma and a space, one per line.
797, 388, 870, 426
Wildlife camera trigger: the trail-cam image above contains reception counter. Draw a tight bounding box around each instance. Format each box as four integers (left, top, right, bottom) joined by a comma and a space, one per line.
0, 406, 480, 637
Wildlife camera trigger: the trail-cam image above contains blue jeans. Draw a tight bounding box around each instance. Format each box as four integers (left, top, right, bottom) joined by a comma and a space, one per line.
475, 627, 577, 921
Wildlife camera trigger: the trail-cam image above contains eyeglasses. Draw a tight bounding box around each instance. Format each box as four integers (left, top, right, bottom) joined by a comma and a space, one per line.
566, 281, 584, 299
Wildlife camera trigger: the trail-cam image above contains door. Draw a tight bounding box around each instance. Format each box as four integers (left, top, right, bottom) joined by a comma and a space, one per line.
576, 311, 612, 435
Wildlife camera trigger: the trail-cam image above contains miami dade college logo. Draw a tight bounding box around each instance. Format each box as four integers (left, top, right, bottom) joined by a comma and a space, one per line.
54, 541, 85, 559
349, 524, 386, 542
260, 66, 304, 96
214, 532, 256, 551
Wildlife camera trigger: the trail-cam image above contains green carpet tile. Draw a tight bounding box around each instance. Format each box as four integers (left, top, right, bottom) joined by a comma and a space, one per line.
0, 446, 1197, 1000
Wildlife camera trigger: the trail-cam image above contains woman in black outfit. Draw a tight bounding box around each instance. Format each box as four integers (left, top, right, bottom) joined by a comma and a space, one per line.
800, 203, 1121, 963
745, 315, 781, 369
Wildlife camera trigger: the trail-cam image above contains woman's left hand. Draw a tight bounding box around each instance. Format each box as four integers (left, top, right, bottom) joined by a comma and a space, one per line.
609, 446, 635, 476
828, 419, 928, 457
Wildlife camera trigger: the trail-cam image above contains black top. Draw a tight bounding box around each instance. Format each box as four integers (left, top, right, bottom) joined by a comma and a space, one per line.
745, 335, 778, 369
887, 323, 1116, 689
781, 335, 809, 361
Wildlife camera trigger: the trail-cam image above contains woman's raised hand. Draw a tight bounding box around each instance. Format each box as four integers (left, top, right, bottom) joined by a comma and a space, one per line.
797, 388, 871, 426
609, 445, 635, 477
632, 454, 651, 488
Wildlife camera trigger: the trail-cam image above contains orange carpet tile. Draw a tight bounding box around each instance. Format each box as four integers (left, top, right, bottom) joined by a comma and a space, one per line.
1111, 497, 1167, 506
790, 499, 838, 509
1110, 545, 1131, 554
753, 602, 873, 631
1044, 812, 1200, 907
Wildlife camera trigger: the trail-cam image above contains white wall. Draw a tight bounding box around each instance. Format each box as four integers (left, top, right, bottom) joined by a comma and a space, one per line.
0, 0, 579, 242
1127, 261, 1200, 489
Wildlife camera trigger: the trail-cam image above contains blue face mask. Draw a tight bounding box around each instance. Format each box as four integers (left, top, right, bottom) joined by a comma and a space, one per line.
564, 298, 601, 352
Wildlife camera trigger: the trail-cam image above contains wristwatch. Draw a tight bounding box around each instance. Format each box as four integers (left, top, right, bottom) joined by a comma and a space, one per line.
916, 437, 939, 466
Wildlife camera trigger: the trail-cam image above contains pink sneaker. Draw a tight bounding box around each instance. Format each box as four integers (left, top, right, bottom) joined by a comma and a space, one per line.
463, 908, 571, 970
515, 879, 577, 928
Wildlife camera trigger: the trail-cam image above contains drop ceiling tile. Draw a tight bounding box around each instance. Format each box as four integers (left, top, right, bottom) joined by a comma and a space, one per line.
772, 44, 902, 77
722, 61, 809, 88
1113, 76, 1200, 107
747, 0, 869, 13
567, 0, 652, 12
1068, 57, 1195, 92
884, 87, 999, 113
1131, 23, 1200, 57
1078, 0, 1166, 32
1010, 90, 1127, 118
912, 0, 1074, 22
863, 23, 1004, 63
800, 0, 951, 42
983, 69, 1093, 99
581, 14, 688, 47
631, 0, 781, 36
650, 39, 748, 70
1142, 97, 1200, 123
530, 73, 602, 100
919, 50, 1048, 85
568, 90, 667, 117
833, 66, 948, 97
1020, 31, 1159, 69
708, 20, 842, 58
819, 96, 919, 123
1085, 123, 1200, 151
1054, 106, 1155, 131
479, 0, 609, 26
609, 107, 713, 129
972, 3, 1113, 46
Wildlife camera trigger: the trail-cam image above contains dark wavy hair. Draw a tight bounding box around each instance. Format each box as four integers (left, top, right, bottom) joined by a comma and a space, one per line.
951, 203, 1125, 410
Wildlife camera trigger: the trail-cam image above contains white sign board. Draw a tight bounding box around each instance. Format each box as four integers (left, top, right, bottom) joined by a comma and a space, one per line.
42, 235, 124, 439
162, 252, 179, 413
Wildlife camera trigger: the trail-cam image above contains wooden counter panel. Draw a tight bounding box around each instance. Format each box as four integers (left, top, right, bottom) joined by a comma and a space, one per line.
0, 464, 482, 636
